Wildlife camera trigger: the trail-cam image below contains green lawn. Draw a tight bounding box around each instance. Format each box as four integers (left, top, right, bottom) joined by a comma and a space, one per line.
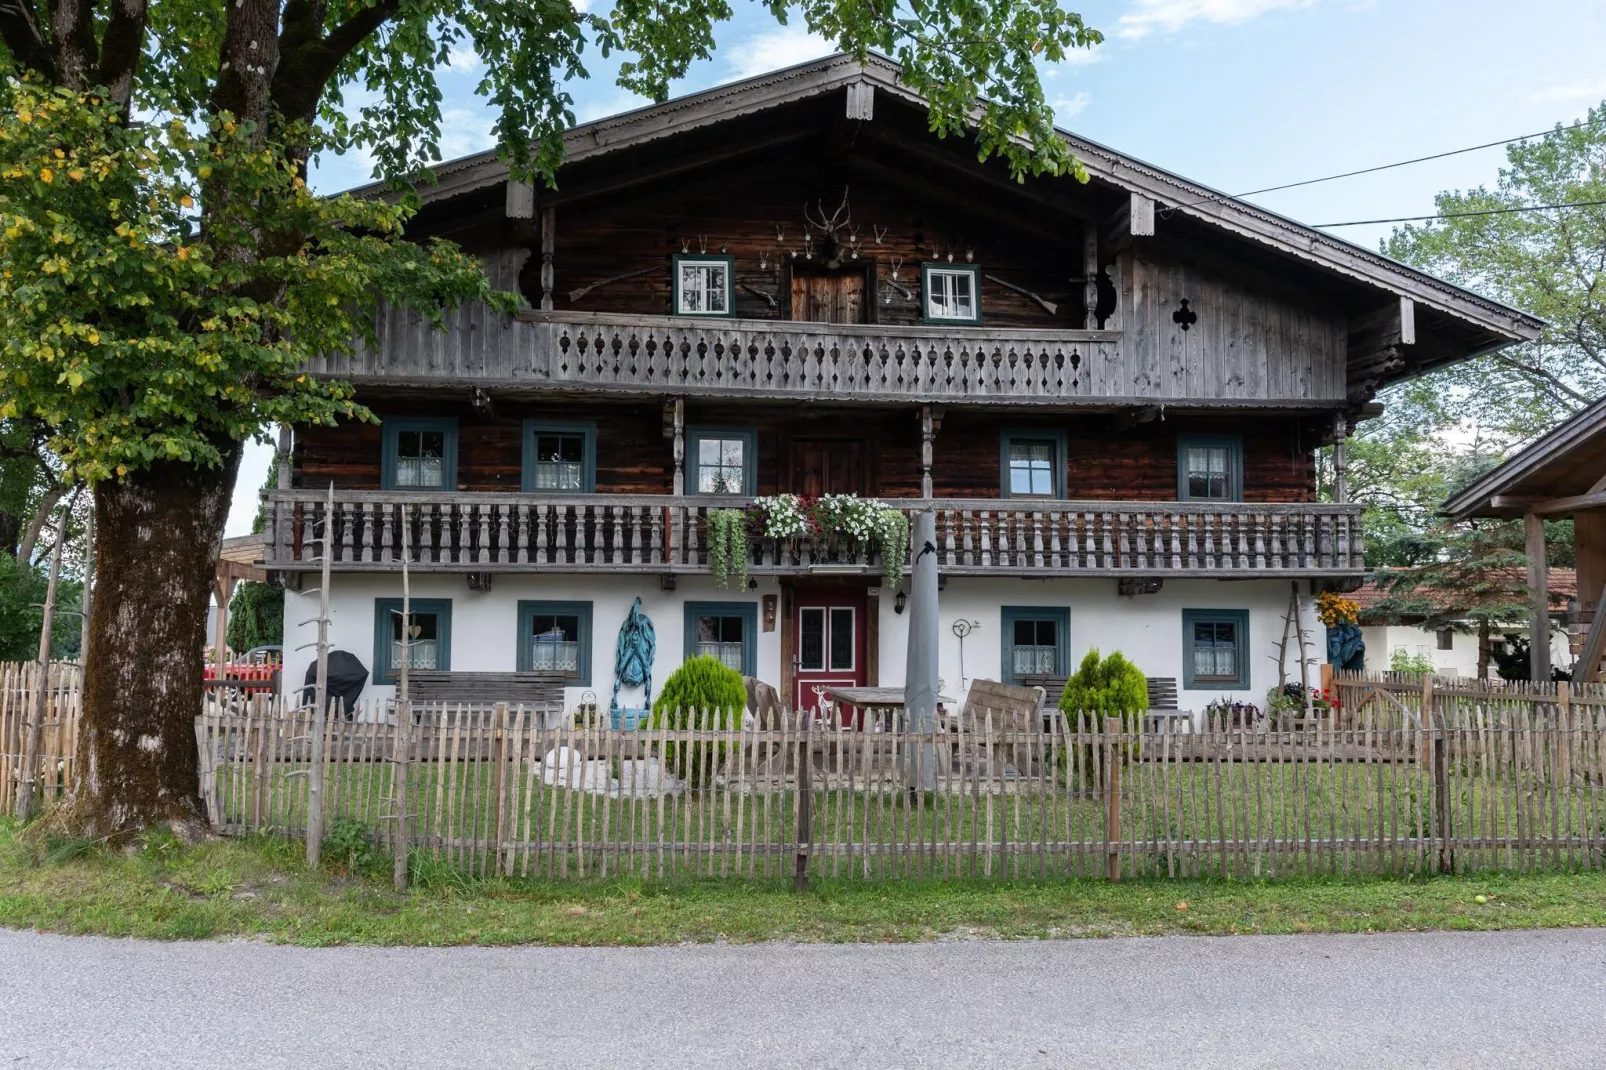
3, 817, 1605, 946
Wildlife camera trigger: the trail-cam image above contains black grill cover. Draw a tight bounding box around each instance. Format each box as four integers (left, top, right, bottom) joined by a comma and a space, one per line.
301, 650, 369, 718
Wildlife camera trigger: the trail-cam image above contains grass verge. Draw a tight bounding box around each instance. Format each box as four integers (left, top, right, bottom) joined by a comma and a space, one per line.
2, 818, 1604, 946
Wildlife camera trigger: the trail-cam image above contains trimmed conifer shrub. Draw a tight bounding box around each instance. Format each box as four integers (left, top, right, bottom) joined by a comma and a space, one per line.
649, 655, 748, 786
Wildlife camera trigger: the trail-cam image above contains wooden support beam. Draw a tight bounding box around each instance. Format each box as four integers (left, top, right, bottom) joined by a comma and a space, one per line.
1526, 511, 1551, 683
1398, 295, 1416, 346
1493, 490, 1606, 517
505, 181, 535, 219
276, 424, 292, 491
919, 404, 937, 498
668, 397, 685, 497
844, 81, 874, 120
1332, 411, 1349, 504
539, 206, 555, 312
1082, 225, 1099, 330
1577, 581, 1606, 682
1129, 193, 1155, 237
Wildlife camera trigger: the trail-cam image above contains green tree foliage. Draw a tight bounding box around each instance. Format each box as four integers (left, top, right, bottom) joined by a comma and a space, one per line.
1058, 649, 1148, 725
650, 655, 747, 786
226, 581, 283, 654
1382, 102, 1606, 445
1387, 648, 1436, 675
1365, 521, 1546, 680
0, 553, 81, 660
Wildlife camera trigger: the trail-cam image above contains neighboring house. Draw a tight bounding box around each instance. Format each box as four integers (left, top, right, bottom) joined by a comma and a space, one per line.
1445, 395, 1606, 681
1353, 570, 1575, 680
263, 54, 1538, 714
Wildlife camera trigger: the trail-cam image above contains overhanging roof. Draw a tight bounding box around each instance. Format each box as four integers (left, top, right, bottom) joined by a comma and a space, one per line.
1444, 394, 1606, 520
348, 52, 1541, 354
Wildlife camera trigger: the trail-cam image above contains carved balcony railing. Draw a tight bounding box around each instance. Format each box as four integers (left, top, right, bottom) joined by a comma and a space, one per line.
304, 307, 1129, 403
263, 492, 1366, 578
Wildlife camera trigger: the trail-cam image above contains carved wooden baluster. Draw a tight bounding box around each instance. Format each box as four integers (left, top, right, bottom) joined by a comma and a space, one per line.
1030, 510, 1045, 569
630, 505, 645, 566
649, 504, 664, 565
532, 503, 548, 565
472, 503, 487, 566
609, 504, 624, 567
994, 510, 1010, 568
1300, 512, 1314, 570
686, 504, 701, 568
496, 503, 511, 565
1232, 512, 1248, 570
513, 503, 527, 565
1116, 511, 1132, 570
1168, 512, 1182, 571
378, 501, 393, 564
1252, 511, 1266, 570
354, 502, 371, 563
1336, 512, 1350, 570
959, 508, 974, 567
583, 502, 598, 566
1077, 510, 1091, 570
298, 500, 315, 564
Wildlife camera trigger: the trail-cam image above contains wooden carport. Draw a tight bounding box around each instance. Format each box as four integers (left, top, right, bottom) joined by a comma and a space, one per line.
1445, 396, 1606, 681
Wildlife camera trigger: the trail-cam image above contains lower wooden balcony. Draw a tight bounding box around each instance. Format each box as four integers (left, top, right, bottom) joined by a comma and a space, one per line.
262, 492, 1365, 579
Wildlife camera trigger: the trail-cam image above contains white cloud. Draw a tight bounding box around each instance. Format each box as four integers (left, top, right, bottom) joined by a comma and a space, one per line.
1052, 92, 1092, 120
1529, 78, 1606, 104
1116, 0, 1319, 40
438, 107, 497, 160
724, 24, 835, 80
445, 45, 482, 73
1057, 43, 1106, 66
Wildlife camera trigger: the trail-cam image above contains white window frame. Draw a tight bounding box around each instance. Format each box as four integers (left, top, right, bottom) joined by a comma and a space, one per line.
672, 254, 735, 317
921, 263, 982, 324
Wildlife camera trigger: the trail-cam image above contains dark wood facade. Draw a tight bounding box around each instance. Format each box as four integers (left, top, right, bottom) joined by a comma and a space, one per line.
294, 398, 1317, 503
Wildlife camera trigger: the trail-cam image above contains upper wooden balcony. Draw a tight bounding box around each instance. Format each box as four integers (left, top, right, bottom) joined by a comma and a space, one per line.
262, 490, 1366, 580
301, 305, 1340, 406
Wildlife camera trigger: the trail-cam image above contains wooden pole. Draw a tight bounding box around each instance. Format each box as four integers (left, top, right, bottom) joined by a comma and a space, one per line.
1331, 411, 1349, 504
1431, 702, 1451, 875
305, 482, 333, 868
14, 507, 67, 821
392, 518, 411, 891
1104, 715, 1121, 880
1526, 511, 1551, 682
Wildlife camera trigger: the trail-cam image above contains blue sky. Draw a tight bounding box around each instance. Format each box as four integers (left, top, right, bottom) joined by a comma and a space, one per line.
228, 0, 1606, 533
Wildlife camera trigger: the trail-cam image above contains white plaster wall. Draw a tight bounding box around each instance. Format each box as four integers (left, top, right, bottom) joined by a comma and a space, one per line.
1362, 624, 1573, 681
878, 576, 1323, 715
282, 573, 786, 710
285, 573, 1321, 716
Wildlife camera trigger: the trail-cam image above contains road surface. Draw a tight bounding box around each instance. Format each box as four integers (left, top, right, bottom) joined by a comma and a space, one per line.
2, 927, 1602, 1068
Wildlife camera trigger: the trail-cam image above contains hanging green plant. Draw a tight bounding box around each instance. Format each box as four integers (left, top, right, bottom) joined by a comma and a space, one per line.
877, 507, 909, 589
706, 508, 749, 590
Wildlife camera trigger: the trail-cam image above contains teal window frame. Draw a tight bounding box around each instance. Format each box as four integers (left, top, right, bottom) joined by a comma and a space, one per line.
687, 426, 758, 496
999, 429, 1067, 500
522, 420, 597, 494
671, 254, 736, 317
516, 600, 592, 684
1182, 608, 1250, 691
1000, 606, 1070, 686
380, 417, 457, 491
373, 598, 452, 683
921, 262, 983, 325
1176, 434, 1243, 502
684, 601, 758, 678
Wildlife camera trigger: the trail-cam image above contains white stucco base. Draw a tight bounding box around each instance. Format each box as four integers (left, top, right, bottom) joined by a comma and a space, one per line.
1360, 623, 1572, 681
284, 573, 1326, 717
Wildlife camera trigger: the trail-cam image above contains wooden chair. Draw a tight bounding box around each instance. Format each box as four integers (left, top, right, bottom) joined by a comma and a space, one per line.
958, 679, 1046, 777
406, 671, 570, 722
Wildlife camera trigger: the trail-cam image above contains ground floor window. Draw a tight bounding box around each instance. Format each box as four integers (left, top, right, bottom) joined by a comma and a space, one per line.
373, 598, 452, 682
1182, 608, 1249, 690
1000, 606, 1070, 686
517, 601, 592, 684
1436, 628, 1454, 651
684, 601, 758, 677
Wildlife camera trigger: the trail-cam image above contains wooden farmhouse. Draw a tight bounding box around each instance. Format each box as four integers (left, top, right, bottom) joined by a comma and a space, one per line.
265, 54, 1540, 717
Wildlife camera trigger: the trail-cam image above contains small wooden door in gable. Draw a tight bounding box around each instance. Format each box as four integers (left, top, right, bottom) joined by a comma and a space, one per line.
790, 273, 866, 324
790, 439, 866, 497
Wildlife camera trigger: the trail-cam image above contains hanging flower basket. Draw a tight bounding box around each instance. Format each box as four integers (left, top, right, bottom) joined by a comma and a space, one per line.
709, 493, 910, 590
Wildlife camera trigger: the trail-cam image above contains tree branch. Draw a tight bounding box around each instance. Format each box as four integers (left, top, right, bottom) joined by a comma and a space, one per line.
0, 0, 55, 79
45, 0, 98, 89
91, 0, 151, 108
271, 0, 400, 125
17, 479, 67, 566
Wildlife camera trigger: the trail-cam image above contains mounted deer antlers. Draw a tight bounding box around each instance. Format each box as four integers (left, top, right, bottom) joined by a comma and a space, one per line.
803, 187, 852, 237
803, 187, 855, 269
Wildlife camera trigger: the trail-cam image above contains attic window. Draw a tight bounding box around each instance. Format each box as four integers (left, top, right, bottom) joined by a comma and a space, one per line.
922, 263, 981, 324
673, 254, 734, 317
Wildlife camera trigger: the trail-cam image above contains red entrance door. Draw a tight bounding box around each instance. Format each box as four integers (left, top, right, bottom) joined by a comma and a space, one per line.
792, 586, 868, 718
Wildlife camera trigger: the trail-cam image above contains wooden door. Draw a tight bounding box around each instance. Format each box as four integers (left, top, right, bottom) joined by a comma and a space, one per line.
792, 587, 868, 715
790, 439, 866, 497
790, 273, 866, 324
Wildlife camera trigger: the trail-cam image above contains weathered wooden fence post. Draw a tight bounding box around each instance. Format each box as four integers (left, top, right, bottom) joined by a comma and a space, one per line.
15, 507, 67, 822
1557, 680, 1573, 785
794, 710, 812, 893
305, 483, 334, 868
492, 701, 509, 876
1431, 705, 1452, 875
1104, 715, 1122, 881
392, 698, 411, 892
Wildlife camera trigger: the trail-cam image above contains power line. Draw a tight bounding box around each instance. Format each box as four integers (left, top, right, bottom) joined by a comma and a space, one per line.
1315, 198, 1606, 229
1162, 115, 1604, 216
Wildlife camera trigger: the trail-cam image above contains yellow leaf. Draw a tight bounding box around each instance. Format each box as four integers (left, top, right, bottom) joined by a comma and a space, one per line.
180, 195, 194, 208
16, 111, 31, 124
39, 168, 52, 183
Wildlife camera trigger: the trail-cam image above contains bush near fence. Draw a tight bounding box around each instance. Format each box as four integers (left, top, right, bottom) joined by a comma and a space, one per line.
6, 663, 1606, 885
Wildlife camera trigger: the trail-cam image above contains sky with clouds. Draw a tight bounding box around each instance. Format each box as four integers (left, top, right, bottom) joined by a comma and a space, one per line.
228, 0, 1606, 534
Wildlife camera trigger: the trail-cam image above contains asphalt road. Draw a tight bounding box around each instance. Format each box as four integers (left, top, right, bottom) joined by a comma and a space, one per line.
2, 927, 1603, 1069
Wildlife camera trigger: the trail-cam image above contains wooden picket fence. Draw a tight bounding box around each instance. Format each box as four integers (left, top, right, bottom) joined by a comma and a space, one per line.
190, 678, 1606, 883
7, 662, 1606, 884
0, 661, 81, 816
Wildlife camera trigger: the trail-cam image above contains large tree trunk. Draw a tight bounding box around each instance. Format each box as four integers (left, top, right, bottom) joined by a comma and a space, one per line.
58, 447, 240, 839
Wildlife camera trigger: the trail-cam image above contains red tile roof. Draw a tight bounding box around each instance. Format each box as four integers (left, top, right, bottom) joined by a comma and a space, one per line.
1353, 567, 1576, 614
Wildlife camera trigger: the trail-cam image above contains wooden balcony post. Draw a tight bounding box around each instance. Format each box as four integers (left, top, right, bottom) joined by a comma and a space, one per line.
1332, 410, 1349, 504
919, 404, 937, 499
539, 206, 555, 311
